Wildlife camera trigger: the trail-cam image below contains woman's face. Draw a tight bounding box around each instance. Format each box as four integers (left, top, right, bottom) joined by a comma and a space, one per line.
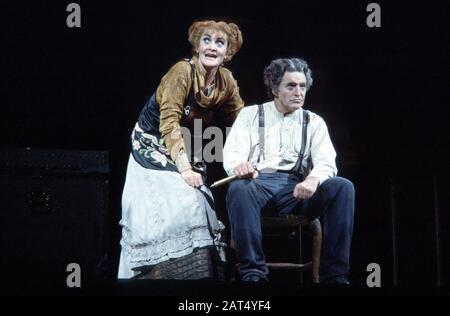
197, 29, 228, 71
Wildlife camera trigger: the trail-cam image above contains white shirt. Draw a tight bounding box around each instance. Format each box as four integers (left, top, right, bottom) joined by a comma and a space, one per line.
223, 101, 337, 184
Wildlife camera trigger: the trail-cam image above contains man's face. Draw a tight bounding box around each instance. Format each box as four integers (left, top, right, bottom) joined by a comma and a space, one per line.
273, 71, 307, 114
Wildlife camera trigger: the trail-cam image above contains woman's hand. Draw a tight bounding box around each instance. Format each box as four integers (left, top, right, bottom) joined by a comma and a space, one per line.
181, 169, 204, 187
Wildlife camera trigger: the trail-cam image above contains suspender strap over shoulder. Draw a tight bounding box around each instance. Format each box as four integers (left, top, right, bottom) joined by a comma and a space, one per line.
257, 104, 265, 162
292, 109, 310, 176
257, 105, 309, 174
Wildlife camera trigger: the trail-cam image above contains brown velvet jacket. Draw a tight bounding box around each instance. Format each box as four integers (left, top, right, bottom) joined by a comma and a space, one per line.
155, 56, 244, 167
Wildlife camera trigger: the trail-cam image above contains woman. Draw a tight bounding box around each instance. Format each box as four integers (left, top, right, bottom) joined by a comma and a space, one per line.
118, 20, 244, 278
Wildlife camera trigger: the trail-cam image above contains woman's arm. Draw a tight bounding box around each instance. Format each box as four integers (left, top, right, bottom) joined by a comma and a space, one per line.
157, 61, 192, 171
218, 71, 244, 127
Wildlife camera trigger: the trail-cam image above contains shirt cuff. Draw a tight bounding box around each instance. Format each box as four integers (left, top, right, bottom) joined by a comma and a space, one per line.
307, 172, 330, 186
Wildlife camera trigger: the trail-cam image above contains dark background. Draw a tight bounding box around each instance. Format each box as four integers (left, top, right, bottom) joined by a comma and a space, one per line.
1, 0, 449, 290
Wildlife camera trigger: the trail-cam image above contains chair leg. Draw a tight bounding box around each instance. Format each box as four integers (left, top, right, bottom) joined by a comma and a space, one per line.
310, 218, 322, 283
298, 225, 303, 283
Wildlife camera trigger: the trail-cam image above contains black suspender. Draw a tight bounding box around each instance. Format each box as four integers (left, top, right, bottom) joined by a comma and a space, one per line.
257, 104, 265, 162
257, 104, 309, 175
292, 109, 309, 177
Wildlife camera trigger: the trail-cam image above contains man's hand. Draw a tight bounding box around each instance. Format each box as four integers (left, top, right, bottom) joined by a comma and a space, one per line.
181, 169, 204, 187
293, 176, 320, 200
233, 162, 259, 179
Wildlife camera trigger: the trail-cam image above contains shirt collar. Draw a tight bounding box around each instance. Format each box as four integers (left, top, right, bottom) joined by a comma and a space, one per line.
267, 101, 301, 121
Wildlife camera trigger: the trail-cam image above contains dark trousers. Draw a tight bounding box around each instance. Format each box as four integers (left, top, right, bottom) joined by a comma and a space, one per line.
226, 172, 355, 282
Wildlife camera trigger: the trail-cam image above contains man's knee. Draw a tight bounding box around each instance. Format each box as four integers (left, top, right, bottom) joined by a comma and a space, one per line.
320, 177, 355, 200
227, 179, 254, 199
335, 177, 354, 195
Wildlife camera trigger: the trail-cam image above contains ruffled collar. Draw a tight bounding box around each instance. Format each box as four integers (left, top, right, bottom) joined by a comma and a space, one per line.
191, 56, 228, 108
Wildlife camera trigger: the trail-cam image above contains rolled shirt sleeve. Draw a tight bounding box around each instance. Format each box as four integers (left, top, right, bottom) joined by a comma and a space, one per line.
307, 114, 338, 184
223, 107, 254, 176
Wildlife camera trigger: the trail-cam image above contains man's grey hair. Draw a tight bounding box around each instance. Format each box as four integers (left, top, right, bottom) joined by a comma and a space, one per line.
263, 58, 313, 98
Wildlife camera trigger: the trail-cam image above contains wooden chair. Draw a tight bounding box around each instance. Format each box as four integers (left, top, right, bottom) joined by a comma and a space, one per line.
261, 215, 322, 283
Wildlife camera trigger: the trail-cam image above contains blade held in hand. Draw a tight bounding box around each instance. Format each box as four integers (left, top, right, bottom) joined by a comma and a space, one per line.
254, 155, 283, 171
210, 155, 283, 188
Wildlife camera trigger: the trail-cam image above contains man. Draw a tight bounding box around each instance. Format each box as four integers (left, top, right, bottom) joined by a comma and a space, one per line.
223, 58, 355, 284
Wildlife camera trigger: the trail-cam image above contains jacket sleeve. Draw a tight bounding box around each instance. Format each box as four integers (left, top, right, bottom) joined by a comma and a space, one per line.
219, 73, 244, 127
157, 62, 192, 171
